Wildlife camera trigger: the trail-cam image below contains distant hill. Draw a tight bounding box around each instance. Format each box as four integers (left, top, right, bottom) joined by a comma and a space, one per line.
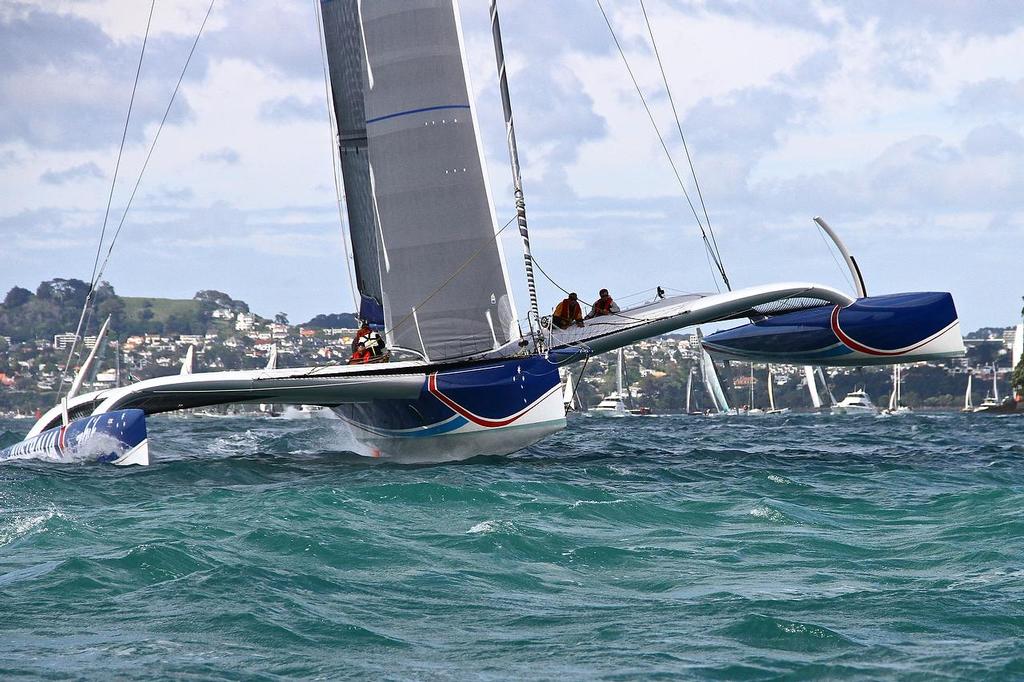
1, 278, 359, 341
300, 312, 360, 329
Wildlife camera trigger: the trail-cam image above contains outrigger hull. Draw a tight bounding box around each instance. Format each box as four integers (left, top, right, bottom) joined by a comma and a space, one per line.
702, 292, 963, 366
0, 409, 149, 465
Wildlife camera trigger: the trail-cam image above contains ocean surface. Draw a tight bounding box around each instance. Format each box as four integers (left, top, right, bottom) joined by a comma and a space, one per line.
1, 411, 1022, 680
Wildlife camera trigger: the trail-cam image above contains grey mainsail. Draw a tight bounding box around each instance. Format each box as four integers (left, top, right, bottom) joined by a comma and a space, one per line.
358, 0, 517, 361
319, 0, 384, 325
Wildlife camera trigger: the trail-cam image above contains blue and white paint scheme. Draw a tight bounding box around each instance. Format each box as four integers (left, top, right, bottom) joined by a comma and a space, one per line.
0, 409, 150, 466
335, 355, 565, 462
702, 292, 964, 366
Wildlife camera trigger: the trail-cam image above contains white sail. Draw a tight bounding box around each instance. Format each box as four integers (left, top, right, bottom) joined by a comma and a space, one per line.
1013, 322, 1023, 373
560, 367, 577, 411
358, 0, 516, 361
965, 371, 973, 410
816, 366, 837, 406
803, 366, 822, 409
685, 366, 693, 414
180, 345, 195, 376
767, 366, 776, 411
888, 365, 898, 411
696, 328, 730, 413
992, 363, 999, 402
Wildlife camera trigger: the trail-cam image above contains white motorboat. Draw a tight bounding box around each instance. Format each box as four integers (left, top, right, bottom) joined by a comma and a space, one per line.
590, 348, 633, 417
832, 389, 878, 415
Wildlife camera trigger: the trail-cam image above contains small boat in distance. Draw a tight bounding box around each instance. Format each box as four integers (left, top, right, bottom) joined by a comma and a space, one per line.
973, 363, 1019, 414
590, 348, 632, 417
962, 370, 974, 413
832, 388, 878, 415
881, 364, 911, 415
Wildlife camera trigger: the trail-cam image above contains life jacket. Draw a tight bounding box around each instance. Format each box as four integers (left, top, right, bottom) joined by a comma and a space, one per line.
553, 298, 581, 321
352, 327, 371, 351
593, 296, 615, 315
363, 331, 384, 357
348, 348, 370, 364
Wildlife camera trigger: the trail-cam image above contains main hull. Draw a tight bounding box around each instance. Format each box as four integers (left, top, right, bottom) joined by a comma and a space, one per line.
333, 355, 566, 462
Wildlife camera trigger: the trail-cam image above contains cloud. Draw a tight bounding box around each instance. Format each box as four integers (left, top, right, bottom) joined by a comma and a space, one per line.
953, 77, 1024, 115
39, 161, 104, 185
0, 6, 200, 150
258, 95, 323, 123
199, 147, 240, 164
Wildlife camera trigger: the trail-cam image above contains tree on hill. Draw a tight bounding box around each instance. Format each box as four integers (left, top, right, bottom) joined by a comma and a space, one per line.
3, 286, 32, 308
194, 290, 249, 313
301, 312, 359, 329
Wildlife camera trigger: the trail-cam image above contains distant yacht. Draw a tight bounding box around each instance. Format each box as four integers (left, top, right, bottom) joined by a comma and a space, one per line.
832, 388, 878, 415
881, 364, 911, 415
973, 363, 1019, 414
962, 370, 974, 413
590, 348, 632, 417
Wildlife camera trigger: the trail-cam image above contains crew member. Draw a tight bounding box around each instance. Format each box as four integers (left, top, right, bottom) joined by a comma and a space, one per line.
585, 288, 620, 319
362, 329, 386, 361
351, 320, 371, 353
348, 342, 370, 364
552, 292, 584, 329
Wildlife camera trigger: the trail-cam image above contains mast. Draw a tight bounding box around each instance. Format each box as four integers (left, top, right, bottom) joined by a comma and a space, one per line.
488, 0, 540, 331
749, 363, 754, 408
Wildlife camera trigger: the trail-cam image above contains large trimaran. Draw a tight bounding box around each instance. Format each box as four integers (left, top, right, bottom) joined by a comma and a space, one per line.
3, 0, 964, 465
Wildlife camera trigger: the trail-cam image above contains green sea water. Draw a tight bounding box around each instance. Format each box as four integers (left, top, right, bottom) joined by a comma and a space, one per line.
1, 412, 1022, 680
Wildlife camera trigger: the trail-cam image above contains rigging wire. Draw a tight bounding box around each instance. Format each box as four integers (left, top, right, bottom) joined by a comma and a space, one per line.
638, 0, 728, 291
595, 0, 730, 293
92, 0, 217, 293
312, 0, 360, 312
59, 0, 155, 395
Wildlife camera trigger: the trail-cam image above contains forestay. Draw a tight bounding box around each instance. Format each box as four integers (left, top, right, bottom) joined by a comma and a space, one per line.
359, 0, 517, 361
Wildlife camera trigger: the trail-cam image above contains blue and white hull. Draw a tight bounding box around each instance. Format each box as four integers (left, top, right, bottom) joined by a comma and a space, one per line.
702, 292, 963, 366
333, 355, 566, 462
0, 409, 150, 465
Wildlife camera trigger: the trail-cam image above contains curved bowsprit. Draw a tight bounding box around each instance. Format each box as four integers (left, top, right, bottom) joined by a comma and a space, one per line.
702, 292, 963, 366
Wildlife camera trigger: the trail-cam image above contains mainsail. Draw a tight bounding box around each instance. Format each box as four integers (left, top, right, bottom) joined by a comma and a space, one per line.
322, 0, 517, 361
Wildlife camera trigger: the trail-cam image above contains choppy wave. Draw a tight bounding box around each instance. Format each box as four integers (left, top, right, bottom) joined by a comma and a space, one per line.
1, 412, 1022, 678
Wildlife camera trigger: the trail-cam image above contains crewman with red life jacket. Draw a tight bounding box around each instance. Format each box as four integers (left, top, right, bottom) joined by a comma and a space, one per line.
585, 288, 620, 319
348, 344, 371, 364
552, 293, 584, 329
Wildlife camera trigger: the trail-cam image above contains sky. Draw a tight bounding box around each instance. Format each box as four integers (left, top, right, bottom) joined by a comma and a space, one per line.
1, 0, 1023, 332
